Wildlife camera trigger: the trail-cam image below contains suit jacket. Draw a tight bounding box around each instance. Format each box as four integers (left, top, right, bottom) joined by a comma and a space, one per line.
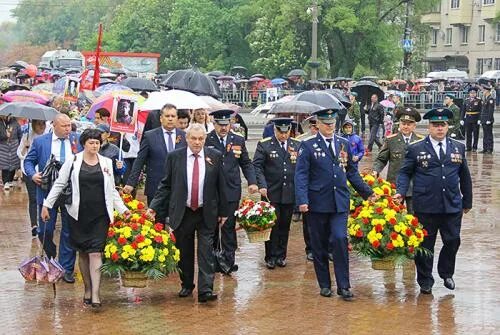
24, 132, 82, 204
397, 136, 473, 214
481, 94, 495, 123
252, 136, 301, 204
43, 152, 128, 220
126, 127, 186, 198
367, 102, 384, 125
295, 133, 373, 213
143, 110, 161, 134
149, 147, 228, 231
205, 130, 257, 202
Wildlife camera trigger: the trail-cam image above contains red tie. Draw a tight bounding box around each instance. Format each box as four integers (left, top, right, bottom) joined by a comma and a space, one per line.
190, 154, 199, 210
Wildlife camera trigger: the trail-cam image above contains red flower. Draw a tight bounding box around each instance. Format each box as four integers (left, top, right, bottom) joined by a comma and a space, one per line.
368, 180, 374, 186
416, 232, 422, 239
355, 230, 363, 238
375, 207, 383, 214
377, 178, 383, 183
423, 229, 428, 237
131, 241, 138, 249
124, 197, 131, 203
111, 252, 119, 262
411, 217, 419, 227
375, 224, 383, 233
389, 218, 397, 225
154, 223, 164, 232
170, 232, 176, 243
137, 202, 145, 210
107, 229, 115, 238
138, 217, 145, 224
383, 187, 389, 195
390, 232, 398, 240
131, 223, 139, 231
362, 218, 370, 224
408, 246, 414, 253
386, 242, 394, 250
390, 183, 396, 189
117, 236, 127, 245
372, 240, 380, 248
154, 235, 163, 243
405, 228, 413, 237
135, 234, 145, 243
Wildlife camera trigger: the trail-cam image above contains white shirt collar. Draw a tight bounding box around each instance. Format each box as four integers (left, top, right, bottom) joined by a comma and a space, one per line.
52, 132, 67, 141
187, 146, 204, 159
429, 136, 446, 153
163, 127, 176, 135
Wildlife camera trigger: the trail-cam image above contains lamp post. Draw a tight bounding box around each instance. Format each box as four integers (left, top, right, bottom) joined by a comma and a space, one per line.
401, 0, 413, 80
308, 0, 319, 81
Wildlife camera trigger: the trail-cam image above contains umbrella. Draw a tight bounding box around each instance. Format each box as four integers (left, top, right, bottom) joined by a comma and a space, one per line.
9, 60, 29, 69
207, 70, 225, 78
98, 78, 116, 86
162, 69, 221, 98
287, 69, 307, 77
271, 78, 287, 85
52, 77, 67, 94
293, 90, 344, 110
0, 102, 59, 120
141, 90, 210, 111
198, 95, 240, 112
2, 90, 50, 104
332, 76, 347, 81
359, 76, 378, 82
250, 73, 266, 79
100, 72, 118, 79
350, 80, 384, 102
308, 80, 323, 85
430, 78, 447, 83
248, 77, 265, 83
268, 100, 324, 115
319, 78, 336, 82
121, 77, 158, 92
325, 89, 351, 108
380, 100, 395, 109
87, 91, 145, 120
95, 84, 133, 94
217, 75, 235, 81
391, 79, 407, 85
0, 68, 17, 76
231, 66, 247, 73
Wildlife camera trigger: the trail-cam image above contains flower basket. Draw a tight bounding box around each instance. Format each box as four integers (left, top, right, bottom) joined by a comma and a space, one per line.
121, 270, 148, 288
371, 257, 396, 270
349, 173, 396, 211
246, 227, 272, 243
235, 199, 276, 243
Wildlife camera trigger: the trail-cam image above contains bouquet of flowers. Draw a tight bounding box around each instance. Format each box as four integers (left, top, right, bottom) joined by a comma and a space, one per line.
235, 199, 276, 242
101, 194, 180, 283
349, 172, 395, 209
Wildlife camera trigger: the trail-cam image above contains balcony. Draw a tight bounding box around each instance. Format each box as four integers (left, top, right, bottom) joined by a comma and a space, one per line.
421, 12, 441, 25
478, 3, 499, 21
447, 3, 473, 25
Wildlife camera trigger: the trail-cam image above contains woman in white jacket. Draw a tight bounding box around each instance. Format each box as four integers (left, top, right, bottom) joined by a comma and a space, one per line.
41, 128, 130, 308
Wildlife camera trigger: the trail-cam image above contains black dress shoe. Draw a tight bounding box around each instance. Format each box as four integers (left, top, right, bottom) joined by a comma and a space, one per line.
336, 288, 354, 301
328, 253, 334, 262
443, 278, 455, 290
31, 226, 38, 237
91, 302, 102, 309
265, 260, 276, 269
198, 292, 218, 303
420, 285, 432, 294
320, 288, 332, 297
62, 272, 75, 283
306, 252, 314, 261
276, 259, 287, 267
83, 297, 92, 305
230, 264, 239, 273
178, 287, 193, 297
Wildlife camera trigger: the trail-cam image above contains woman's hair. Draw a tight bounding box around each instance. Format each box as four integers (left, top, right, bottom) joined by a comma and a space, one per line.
79, 128, 103, 146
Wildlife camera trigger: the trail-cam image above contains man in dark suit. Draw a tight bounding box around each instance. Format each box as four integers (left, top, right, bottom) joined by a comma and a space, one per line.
205, 109, 258, 273
366, 94, 384, 152
460, 87, 482, 152
24, 113, 82, 283
253, 118, 301, 269
395, 108, 473, 295
480, 84, 495, 154
143, 109, 161, 134
147, 124, 228, 303
123, 104, 187, 205
295, 109, 376, 300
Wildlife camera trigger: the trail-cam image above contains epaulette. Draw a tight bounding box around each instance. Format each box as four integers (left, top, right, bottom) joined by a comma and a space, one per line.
297, 134, 315, 142
409, 137, 425, 145
229, 130, 245, 139
449, 137, 464, 145
415, 133, 425, 139
290, 137, 302, 144
259, 137, 272, 143
386, 133, 398, 139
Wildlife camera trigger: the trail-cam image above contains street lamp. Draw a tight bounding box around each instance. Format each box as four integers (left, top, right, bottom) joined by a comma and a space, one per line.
401, 0, 413, 79
307, 0, 320, 81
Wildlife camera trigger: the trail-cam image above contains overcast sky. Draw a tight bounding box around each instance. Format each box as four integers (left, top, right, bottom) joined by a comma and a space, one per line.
0, 0, 19, 23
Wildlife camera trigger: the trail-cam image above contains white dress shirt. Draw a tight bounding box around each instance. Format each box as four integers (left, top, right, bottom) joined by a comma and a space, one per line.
429, 136, 447, 159
319, 133, 336, 156
50, 133, 73, 162
186, 147, 206, 207
163, 128, 177, 152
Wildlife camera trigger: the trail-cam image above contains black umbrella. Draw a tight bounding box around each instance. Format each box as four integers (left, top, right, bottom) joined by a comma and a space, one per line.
332, 76, 347, 82
162, 69, 221, 98
326, 89, 351, 108
230, 66, 247, 75
350, 80, 384, 103
318, 78, 336, 82
98, 78, 116, 86
0, 102, 59, 121
359, 76, 378, 82
429, 78, 447, 83
293, 90, 344, 110
121, 77, 158, 92
251, 73, 266, 79
207, 70, 224, 78
287, 69, 307, 77
9, 60, 29, 69
268, 101, 324, 115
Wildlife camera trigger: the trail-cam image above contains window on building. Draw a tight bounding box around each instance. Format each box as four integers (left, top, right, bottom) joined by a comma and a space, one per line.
494, 58, 500, 70
496, 23, 500, 42
479, 25, 486, 43
446, 28, 453, 44
451, 0, 460, 9
460, 26, 469, 44
477, 58, 484, 74
485, 58, 493, 70
431, 29, 438, 45
483, 0, 495, 5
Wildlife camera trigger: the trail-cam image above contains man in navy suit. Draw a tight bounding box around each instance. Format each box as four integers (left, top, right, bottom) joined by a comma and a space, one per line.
395, 108, 473, 294
24, 114, 82, 283
123, 104, 187, 205
295, 109, 376, 300
205, 109, 258, 273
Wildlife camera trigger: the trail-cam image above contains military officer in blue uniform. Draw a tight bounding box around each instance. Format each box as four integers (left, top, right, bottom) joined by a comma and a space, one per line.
480, 84, 495, 154
253, 118, 301, 269
395, 108, 473, 294
206, 109, 258, 273
460, 87, 482, 152
295, 109, 376, 300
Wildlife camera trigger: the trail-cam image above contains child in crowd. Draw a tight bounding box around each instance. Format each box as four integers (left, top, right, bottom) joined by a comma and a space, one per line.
340, 119, 364, 169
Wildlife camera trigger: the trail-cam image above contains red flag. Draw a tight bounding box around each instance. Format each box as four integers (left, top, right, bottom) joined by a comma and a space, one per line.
92, 23, 103, 90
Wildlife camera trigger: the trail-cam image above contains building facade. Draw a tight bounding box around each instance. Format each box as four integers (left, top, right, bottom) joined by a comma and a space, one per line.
421, 0, 500, 77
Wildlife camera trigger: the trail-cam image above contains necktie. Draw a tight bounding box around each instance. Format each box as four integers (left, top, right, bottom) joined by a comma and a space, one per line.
326, 138, 335, 158
59, 138, 66, 164
190, 154, 199, 211
220, 137, 225, 148
281, 141, 286, 153
405, 137, 410, 145
166, 131, 174, 152
438, 142, 445, 162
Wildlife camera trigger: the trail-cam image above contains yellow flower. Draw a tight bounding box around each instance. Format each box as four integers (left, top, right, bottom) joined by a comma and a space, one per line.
373, 187, 384, 195
162, 248, 169, 256
122, 226, 132, 238
121, 251, 130, 260
173, 249, 180, 262
109, 245, 118, 254
158, 254, 166, 262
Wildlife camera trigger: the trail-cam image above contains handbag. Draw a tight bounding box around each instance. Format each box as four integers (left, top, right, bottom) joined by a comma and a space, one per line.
55, 155, 77, 207
40, 155, 62, 192
213, 227, 232, 275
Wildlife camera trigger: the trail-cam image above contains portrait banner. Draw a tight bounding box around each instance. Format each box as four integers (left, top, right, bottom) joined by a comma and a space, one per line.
63, 77, 80, 103
110, 95, 138, 134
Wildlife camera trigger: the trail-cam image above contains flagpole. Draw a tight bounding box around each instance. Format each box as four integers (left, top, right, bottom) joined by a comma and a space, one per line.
92, 23, 103, 90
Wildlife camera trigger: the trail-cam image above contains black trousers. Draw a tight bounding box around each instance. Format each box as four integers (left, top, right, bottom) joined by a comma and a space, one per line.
335, 113, 347, 133
23, 173, 38, 227
465, 117, 480, 150
367, 123, 383, 150
175, 207, 215, 294
302, 212, 312, 253
482, 123, 494, 152
265, 203, 294, 262
360, 109, 366, 133
213, 201, 239, 266
1, 169, 15, 184
414, 212, 462, 288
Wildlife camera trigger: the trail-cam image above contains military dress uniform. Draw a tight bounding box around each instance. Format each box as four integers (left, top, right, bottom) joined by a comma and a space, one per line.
295, 109, 373, 299
480, 86, 495, 154
397, 108, 473, 293
461, 88, 482, 151
205, 110, 257, 269
445, 93, 462, 140
253, 119, 301, 267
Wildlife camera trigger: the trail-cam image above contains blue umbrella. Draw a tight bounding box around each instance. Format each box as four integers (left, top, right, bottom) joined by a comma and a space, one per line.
52, 77, 67, 94
95, 84, 133, 94
271, 78, 287, 85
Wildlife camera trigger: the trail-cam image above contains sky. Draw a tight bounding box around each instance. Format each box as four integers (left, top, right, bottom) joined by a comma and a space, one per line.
0, 0, 20, 23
